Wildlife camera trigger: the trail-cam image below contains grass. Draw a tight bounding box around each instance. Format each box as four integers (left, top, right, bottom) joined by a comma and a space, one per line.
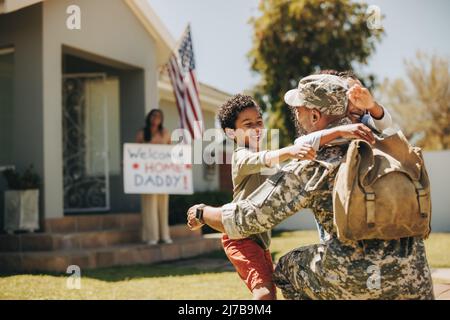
0, 260, 250, 300
0, 230, 449, 300
271, 230, 450, 268
423, 232, 450, 268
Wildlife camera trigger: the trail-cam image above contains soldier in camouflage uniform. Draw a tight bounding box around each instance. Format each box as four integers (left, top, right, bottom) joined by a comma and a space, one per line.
188, 74, 434, 300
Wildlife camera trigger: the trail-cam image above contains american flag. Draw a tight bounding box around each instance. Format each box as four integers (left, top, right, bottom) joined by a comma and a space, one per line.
167, 25, 204, 141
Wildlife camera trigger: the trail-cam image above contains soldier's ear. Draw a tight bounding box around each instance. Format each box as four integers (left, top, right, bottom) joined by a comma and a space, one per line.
311, 109, 321, 123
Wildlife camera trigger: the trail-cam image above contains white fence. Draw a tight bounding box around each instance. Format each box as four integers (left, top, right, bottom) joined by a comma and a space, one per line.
275, 150, 450, 233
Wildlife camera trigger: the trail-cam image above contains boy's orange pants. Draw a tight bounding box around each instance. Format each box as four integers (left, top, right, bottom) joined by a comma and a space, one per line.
222, 234, 276, 292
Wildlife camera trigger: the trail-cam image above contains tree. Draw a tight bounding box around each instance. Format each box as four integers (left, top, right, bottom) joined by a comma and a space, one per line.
248, 0, 383, 145
378, 52, 450, 150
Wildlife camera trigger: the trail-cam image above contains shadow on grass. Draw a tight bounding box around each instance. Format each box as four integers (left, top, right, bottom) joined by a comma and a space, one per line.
86, 251, 284, 283
0, 231, 307, 281
0, 250, 235, 282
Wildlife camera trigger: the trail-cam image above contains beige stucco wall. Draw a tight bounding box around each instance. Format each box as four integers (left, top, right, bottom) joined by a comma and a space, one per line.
423, 150, 450, 232
41, 0, 159, 218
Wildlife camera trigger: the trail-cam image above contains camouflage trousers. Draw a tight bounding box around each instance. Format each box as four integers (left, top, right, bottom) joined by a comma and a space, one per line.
273, 237, 435, 300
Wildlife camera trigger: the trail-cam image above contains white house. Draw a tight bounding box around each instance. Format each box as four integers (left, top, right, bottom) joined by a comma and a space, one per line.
0, 0, 231, 227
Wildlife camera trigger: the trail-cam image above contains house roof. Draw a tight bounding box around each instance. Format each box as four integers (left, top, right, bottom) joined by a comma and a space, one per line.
0, 0, 42, 13
1, 0, 232, 105
158, 74, 231, 113
123, 0, 176, 65
0, 0, 176, 65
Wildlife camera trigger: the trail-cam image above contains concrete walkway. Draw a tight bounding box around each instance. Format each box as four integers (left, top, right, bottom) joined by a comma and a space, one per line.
432, 269, 450, 300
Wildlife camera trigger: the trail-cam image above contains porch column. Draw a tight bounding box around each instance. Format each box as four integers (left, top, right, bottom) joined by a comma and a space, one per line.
41, 24, 64, 219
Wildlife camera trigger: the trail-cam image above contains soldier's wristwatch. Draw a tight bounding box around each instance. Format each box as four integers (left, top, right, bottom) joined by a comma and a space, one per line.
195, 204, 207, 224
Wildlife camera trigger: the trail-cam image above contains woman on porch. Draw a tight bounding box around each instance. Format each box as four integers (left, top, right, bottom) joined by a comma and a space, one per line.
136, 109, 172, 245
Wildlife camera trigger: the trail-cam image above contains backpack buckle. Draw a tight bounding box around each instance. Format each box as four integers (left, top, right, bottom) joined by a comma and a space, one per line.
413, 181, 429, 220
365, 192, 376, 227
365, 193, 375, 201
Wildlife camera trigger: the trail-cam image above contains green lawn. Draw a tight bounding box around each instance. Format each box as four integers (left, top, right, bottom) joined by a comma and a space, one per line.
0, 230, 449, 300
271, 230, 450, 268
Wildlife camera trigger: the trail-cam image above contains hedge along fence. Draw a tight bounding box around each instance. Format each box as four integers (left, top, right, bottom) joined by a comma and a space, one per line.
168, 191, 233, 234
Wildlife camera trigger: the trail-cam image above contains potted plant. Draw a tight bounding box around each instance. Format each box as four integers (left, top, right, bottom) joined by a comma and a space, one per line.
3, 165, 41, 233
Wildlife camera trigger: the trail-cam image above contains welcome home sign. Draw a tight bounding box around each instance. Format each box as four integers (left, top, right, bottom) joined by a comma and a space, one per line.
123, 143, 193, 195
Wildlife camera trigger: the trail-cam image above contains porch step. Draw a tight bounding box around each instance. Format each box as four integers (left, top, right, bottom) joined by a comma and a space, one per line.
0, 224, 202, 252
44, 213, 143, 233
0, 234, 223, 273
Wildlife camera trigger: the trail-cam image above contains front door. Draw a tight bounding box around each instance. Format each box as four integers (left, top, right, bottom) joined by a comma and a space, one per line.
62, 73, 110, 213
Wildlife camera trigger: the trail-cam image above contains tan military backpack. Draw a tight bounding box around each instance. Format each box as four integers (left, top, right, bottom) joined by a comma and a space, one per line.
332, 131, 432, 241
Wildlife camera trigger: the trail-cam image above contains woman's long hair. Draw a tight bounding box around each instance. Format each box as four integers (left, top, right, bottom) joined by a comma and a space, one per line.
143, 109, 164, 142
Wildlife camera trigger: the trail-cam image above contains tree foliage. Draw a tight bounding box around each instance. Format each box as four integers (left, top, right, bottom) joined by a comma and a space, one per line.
378, 52, 450, 150
248, 0, 383, 145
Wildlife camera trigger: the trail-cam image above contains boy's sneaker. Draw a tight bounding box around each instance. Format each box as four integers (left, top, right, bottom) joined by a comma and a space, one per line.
146, 240, 158, 245
161, 238, 173, 244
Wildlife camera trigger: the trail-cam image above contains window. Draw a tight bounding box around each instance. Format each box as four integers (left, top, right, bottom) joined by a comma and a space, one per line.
84, 76, 121, 176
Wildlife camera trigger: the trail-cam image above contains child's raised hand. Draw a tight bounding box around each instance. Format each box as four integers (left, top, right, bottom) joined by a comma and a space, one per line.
337, 123, 376, 144
348, 84, 376, 111
288, 143, 316, 161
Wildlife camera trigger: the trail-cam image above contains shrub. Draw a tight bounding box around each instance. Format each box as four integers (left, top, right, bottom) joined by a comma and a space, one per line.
2, 165, 41, 190
169, 190, 232, 233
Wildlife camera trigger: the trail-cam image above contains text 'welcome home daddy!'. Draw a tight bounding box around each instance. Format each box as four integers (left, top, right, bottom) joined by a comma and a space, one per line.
123, 143, 193, 195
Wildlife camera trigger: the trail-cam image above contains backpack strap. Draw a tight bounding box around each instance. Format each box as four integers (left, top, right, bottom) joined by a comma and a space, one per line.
364, 185, 376, 228
412, 180, 429, 219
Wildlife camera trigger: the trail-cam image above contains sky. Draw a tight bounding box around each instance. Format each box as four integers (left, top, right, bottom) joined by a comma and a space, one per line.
148, 0, 450, 94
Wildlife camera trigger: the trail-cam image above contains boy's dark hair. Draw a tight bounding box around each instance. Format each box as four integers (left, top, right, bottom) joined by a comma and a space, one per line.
217, 94, 260, 130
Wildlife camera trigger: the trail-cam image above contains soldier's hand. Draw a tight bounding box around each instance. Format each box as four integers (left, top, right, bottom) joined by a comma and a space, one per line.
348, 84, 376, 111
287, 144, 316, 160
337, 123, 376, 144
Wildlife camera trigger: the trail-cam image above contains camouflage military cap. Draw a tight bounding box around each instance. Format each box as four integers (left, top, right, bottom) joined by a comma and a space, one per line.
284, 74, 349, 116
